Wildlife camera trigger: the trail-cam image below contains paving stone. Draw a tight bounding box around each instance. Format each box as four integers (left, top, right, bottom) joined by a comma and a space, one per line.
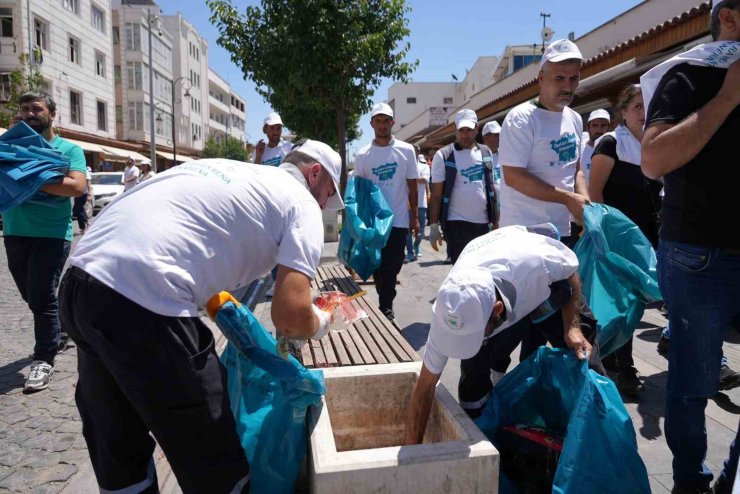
0, 463, 77, 491
30, 483, 63, 494
44, 435, 76, 453
0, 444, 28, 468
22, 452, 62, 469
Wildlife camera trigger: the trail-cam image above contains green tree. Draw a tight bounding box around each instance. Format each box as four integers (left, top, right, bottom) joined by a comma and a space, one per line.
207, 0, 417, 193
202, 136, 249, 161
0, 54, 46, 128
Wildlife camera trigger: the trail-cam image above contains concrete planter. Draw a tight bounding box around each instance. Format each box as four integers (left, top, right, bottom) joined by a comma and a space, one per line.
322, 210, 338, 242
308, 363, 499, 493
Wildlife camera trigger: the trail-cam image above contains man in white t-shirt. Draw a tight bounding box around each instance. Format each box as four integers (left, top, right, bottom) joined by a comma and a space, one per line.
405, 153, 430, 262
498, 39, 591, 247
122, 157, 140, 191
354, 102, 419, 320
254, 112, 293, 166
404, 226, 592, 444
481, 120, 503, 203
58, 140, 343, 494
428, 109, 498, 264
579, 109, 611, 185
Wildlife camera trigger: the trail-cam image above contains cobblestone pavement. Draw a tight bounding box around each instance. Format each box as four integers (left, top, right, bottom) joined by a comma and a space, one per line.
0, 233, 93, 493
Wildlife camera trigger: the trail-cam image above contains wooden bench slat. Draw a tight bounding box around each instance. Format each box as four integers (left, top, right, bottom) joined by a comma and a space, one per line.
347, 327, 375, 364
339, 329, 364, 365
320, 335, 339, 367
353, 319, 389, 364
329, 331, 352, 366
310, 339, 327, 368
299, 341, 314, 368
324, 264, 362, 296
359, 297, 420, 361
355, 297, 409, 363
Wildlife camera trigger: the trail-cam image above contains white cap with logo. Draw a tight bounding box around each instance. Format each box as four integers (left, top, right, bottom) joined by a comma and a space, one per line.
588, 109, 611, 123
455, 109, 478, 130
428, 268, 498, 360
540, 39, 584, 68
418, 154, 427, 164
481, 121, 502, 136
264, 112, 284, 126
370, 102, 394, 119
296, 139, 344, 210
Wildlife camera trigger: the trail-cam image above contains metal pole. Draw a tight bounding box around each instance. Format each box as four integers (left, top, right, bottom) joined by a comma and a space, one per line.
171, 79, 176, 165
148, 9, 157, 172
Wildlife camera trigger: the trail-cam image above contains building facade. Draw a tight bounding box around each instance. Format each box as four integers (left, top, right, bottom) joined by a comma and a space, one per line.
206, 67, 246, 144
0, 0, 116, 139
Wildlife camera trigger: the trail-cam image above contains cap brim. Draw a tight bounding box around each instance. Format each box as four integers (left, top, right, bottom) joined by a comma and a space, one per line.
456, 120, 477, 130
265, 120, 283, 126
428, 312, 485, 360
544, 54, 583, 65
325, 177, 344, 210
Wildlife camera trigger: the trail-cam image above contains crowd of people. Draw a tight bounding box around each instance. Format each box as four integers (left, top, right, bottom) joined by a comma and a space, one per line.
1, 0, 738, 493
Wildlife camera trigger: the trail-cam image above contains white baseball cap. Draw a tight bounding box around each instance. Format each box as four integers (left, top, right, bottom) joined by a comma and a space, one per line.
264, 112, 283, 126
370, 102, 394, 119
540, 39, 583, 68
428, 268, 498, 360
588, 109, 611, 123
481, 121, 501, 136
455, 109, 478, 130
296, 139, 344, 210
418, 154, 427, 164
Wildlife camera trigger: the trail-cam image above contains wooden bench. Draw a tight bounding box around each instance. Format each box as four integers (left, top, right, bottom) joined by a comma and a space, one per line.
299, 264, 420, 368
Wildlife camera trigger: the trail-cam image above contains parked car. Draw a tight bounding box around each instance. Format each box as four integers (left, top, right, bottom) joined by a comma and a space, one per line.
91, 172, 125, 215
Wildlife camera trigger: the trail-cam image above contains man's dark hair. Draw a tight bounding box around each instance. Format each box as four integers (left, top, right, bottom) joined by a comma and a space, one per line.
19, 91, 56, 114
711, 0, 740, 40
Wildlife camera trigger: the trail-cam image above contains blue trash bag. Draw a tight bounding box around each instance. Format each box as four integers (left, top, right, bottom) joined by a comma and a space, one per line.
476, 347, 650, 494
0, 121, 70, 212
213, 299, 326, 494
337, 176, 394, 280
574, 204, 662, 357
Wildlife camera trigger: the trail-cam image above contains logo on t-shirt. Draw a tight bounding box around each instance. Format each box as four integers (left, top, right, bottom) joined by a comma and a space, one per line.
372, 162, 398, 181
262, 156, 282, 167
549, 133, 578, 165
460, 164, 485, 183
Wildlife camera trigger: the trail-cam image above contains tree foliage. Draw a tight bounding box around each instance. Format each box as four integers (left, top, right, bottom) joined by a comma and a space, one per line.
0, 55, 46, 128
207, 0, 417, 191
202, 136, 249, 161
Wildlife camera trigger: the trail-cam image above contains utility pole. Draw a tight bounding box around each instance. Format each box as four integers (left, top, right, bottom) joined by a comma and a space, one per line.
147, 8, 157, 172
540, 12, 551, 54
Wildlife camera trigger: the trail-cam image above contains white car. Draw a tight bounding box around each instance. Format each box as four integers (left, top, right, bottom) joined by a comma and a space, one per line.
91, 172, 125, 215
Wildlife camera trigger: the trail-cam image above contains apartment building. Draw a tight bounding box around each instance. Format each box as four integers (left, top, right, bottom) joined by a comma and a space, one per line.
0, 0, 116, 139
207, 67, 246, 144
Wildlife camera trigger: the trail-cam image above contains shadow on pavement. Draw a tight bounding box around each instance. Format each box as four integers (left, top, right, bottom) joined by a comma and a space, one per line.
0, 356, 32, 395
417, 260, 447, 268
629, 370, 667, 441
401, 322, 430, 351
712, 393, 740, 414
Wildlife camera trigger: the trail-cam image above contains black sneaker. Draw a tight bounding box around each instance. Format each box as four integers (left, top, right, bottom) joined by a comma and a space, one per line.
58, 333, 75, 353
657, 334, 670, 356
672, 485, 711, 494
24, 361, 53, 393
618, 366, 645, 394
712, 475, 732, 494
381, 308, 395, 321
718, 365, 740, 391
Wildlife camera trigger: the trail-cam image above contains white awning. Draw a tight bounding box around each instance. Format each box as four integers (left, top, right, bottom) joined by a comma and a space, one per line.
156, 150, 194, 162
67, 138, 107, 153
101, 146, 149, 162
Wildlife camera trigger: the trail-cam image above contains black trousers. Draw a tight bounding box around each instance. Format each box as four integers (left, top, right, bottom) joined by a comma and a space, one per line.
444, 220, 489, 264
58, 267, 249, 494
72, 195, 88, 230
4, 235, 70, 365
459, 310, 601, 418
373, 227, 408, 312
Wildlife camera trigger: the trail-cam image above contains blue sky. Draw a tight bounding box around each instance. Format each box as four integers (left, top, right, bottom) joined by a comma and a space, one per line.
154, 0, 643, 153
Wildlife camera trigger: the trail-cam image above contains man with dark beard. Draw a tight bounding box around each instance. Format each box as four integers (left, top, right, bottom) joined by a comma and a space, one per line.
1, 92, 87, 392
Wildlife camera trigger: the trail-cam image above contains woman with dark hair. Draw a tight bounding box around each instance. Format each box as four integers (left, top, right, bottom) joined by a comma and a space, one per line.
589, 83, 662, 394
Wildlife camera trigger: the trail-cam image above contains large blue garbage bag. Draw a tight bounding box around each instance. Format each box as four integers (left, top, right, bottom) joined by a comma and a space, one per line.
476, 347, 650, 494
574, 204, 662, 357
337, 176, 393, 280
214, 299, 326, 494
0, 121, 70, 212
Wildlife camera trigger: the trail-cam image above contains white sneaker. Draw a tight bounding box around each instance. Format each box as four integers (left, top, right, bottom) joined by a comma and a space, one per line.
24, 361, 53, 392
265, 285, 275, 298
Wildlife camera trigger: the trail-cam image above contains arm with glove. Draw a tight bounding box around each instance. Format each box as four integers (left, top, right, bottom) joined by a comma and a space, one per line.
428, 181, 445, 251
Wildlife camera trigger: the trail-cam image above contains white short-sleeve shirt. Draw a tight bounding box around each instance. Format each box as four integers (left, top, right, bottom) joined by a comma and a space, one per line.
123, 165, 140, 191
69, 160, 324, 317
260, 140, 293, 167
431, 145, 488, 224
579, 140, 595, 185
417, 161, 430, 209
498, 102, 583, 236
354, 138, 419, 228
422, 226, 579, 374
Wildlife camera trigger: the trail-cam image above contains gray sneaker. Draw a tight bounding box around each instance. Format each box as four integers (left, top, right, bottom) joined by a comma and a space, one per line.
24, 361, 53, 392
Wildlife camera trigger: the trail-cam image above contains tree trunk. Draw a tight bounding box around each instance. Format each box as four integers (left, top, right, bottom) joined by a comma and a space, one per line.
337, 97, 347, 198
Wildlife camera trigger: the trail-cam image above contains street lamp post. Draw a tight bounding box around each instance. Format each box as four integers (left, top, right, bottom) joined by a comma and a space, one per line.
147, 8, 157, 172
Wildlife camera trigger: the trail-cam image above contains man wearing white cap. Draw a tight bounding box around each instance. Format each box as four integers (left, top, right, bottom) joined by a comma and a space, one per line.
481, 120, 503, 203
57, 140, 343, 494
580, 109, 611, 185
428, 109, 499, 264
498, 39, 590, 247
354, 102, 419, 320
254, 111, 292, 166
404, 225, 592, 444
640, 1, 740, 491
405, 152, 431, 262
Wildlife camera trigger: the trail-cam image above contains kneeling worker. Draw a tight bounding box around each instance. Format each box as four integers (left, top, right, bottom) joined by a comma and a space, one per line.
59, 140, 343, 493
404, 225, 591, 445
